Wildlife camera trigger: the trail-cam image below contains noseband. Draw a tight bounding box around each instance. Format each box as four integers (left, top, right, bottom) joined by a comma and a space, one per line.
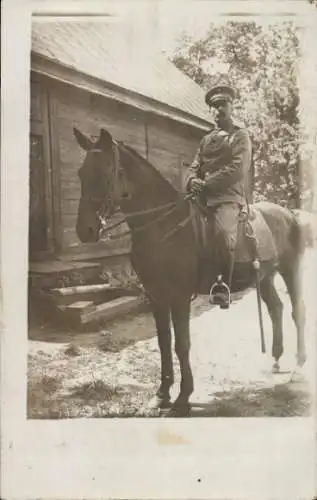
81, 142, 121, 232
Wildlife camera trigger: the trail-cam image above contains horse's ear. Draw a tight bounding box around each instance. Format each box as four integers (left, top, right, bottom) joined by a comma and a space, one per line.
98, 128, 113, 151
73, 127, 93, 151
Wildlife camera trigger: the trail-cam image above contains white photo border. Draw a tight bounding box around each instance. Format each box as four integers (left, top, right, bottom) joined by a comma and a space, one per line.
1, 1, 316, 499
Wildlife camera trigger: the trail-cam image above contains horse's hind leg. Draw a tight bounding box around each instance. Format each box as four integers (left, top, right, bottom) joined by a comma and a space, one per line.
148, 301, 174, 410
259, 274, 284, 371
279, 260, 306, 367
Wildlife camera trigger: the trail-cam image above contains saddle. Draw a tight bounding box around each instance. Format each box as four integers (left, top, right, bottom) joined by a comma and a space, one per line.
191, 203, 278, 274
235, 206, 278, 263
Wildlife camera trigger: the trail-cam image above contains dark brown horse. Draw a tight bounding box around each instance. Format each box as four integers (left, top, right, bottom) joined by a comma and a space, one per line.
74, 127, 306, 416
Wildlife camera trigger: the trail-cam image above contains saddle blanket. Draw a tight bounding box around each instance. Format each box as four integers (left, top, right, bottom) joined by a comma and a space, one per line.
192, 203, 278, 265
235, 207, 278, 263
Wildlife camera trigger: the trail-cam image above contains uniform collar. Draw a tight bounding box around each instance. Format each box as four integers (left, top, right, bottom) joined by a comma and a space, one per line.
231, 118, 245, 129
215, 118, 244, 134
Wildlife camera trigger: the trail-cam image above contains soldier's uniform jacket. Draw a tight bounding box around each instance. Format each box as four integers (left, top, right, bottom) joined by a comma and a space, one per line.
185, 120, 252, 207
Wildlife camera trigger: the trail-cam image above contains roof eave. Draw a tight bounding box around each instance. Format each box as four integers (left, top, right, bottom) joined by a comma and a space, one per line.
31, 52, 213, 132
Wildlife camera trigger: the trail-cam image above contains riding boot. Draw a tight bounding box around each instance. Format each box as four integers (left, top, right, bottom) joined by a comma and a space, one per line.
209, 250, 235, 309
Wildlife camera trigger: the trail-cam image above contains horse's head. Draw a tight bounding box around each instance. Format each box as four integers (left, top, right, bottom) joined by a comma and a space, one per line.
73, 127, 131, 243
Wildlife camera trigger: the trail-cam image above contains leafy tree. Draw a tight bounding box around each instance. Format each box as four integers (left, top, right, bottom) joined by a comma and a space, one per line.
172, 21, 315, 209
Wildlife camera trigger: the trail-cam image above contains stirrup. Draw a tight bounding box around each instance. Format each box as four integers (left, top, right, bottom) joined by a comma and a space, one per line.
209, 275, 231, 309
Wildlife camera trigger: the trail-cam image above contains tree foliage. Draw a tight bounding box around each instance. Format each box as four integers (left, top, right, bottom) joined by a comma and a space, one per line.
172, 21, 315, 209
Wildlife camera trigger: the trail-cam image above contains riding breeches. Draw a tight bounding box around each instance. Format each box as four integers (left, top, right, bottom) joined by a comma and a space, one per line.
207, 202, 240, 284
208, 203, 240, 248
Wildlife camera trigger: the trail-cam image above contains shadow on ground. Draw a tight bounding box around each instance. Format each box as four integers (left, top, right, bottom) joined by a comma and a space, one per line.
189, 382, 311, 417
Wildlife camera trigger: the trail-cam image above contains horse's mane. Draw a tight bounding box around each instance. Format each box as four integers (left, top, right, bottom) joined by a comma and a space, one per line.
121, 143, 180, 196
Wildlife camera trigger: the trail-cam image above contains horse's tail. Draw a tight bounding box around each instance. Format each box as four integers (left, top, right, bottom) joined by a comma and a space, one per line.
290, 210, 306, 256
291, 209, 315, 249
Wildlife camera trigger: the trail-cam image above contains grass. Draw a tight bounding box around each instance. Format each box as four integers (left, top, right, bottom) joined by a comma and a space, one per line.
67, 379, 124, 402
27, 373, 67, 419
27, 339, 160, 419
28, 375, 156, 419
97, 330, 134, 352
38, 374, 62, 394
63, 344, 81, 357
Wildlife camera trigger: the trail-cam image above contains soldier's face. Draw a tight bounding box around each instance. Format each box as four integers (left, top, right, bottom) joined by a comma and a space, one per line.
212, 99, 232, 126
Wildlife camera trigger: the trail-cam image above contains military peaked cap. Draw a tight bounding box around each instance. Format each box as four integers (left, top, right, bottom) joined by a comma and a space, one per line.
205, 79, 235, 107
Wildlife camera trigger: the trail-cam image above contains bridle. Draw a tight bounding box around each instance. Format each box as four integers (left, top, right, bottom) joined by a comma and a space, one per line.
82, 140, 196, 242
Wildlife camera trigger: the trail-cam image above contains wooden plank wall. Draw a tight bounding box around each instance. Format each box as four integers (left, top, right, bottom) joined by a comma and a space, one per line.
49, 80, 146, 255
146, 113, 204, 190
33, 74, 206, 257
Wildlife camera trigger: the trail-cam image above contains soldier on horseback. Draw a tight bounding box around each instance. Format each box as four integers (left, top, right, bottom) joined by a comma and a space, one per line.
185, 79, 253, 309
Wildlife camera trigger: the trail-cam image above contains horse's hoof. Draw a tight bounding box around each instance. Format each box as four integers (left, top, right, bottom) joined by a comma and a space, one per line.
162, 404, 191, 418
148, 395, 171, 410
297, 353, 307, 367
159, 407, 173, 417
290, 367, 306, 383
272, 362, 280, 374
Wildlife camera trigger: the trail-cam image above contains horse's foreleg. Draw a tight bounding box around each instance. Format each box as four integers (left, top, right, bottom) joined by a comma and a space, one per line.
260, 275, 284, 371
148, 302, 174, 410
169, 299, 193, 416
279, 262, 306, 367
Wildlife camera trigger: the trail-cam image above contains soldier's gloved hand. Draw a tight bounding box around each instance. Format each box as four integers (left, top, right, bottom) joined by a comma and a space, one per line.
190, 178, 206, 195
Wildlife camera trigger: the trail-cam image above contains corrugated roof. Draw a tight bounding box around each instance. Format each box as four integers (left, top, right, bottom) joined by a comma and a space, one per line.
31, 21, 213, 126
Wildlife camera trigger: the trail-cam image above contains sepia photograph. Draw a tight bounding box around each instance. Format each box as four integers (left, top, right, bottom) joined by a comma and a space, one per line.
1, 0, 317, 498
27, 1, 316, 420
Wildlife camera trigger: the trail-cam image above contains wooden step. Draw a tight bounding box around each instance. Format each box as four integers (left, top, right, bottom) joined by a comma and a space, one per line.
81, 296, 145, 324
46, 284, 138, 306
50, 283, 111, 296
29, 259, 103, 289
49, 283, 111, 306
63, 300, 96, 313
58, 296, 148, 326
29, 260, 100, 274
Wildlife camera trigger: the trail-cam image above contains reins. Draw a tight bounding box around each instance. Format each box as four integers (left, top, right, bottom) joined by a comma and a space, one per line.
99, 194, 194, 241
94, 140, 195, 242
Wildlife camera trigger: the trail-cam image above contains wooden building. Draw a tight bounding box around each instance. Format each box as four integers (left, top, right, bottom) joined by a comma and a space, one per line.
29, 21, 213, 287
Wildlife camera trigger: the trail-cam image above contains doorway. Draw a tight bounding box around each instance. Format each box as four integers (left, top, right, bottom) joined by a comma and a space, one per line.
29, 80, 54, 260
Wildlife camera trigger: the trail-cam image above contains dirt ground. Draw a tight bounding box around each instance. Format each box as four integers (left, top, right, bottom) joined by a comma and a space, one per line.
28, 249, 316, 418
